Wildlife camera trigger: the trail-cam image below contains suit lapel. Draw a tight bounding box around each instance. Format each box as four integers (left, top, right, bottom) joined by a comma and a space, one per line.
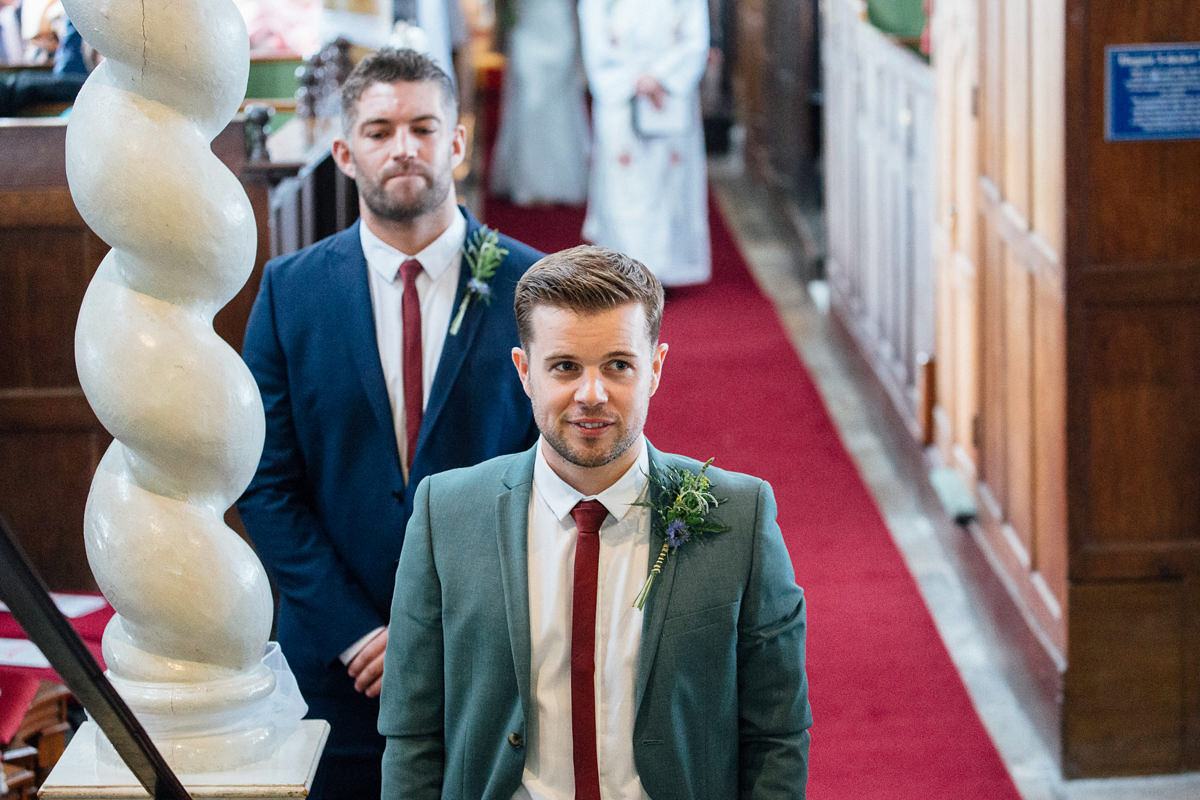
334, 222, 402, 469
635, 445, 679, 710
416, 207, 487, 467
496, 447, 537, 720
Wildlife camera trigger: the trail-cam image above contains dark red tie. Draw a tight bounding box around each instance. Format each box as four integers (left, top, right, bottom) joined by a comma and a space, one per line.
570, 499, 608, 800
399, 258, 423, 471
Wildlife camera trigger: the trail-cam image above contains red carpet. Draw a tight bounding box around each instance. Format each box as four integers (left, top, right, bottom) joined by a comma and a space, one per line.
482, 192, 1023, 799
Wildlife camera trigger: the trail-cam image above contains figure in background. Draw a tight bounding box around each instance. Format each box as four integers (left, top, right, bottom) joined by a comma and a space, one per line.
236, 48, 541, 800
380, 245, 811, 798
393, 0, 464, 82
489, 0, 590, 206
0, 0, 23, 65
0, 6, 90, 115
579, 0, 712, 287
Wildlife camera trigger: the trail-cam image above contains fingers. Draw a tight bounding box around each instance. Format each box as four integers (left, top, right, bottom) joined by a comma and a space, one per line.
347, 627, 388, 696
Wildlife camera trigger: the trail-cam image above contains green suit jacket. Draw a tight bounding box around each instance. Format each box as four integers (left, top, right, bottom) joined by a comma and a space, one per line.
379, 443, 811, 799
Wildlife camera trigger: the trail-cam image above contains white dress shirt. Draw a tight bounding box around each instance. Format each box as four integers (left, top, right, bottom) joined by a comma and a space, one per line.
515, 439, 653, 800
361, 212, 466, 482
339, 215, 465, 666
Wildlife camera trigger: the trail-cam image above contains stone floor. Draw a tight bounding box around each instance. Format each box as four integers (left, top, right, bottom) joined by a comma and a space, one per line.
707, 151, 1200, 800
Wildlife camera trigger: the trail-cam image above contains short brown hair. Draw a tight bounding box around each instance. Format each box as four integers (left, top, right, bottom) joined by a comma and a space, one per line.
340, 47, 458, 135
514, 246, 665, 347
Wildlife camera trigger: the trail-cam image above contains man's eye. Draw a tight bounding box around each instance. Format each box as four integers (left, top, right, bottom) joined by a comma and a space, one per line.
551, 362, 578, 373
609, 360, 631, 371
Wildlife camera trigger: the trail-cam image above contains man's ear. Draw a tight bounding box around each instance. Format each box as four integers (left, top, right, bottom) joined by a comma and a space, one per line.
648, 342, 669, 397
511, 346, 532, 398
450, 123, 467, 169
332, 138, 356, 180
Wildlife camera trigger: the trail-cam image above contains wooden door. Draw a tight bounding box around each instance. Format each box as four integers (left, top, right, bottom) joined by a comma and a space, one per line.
973, 0, 1068, 658
931, 0, 980, 479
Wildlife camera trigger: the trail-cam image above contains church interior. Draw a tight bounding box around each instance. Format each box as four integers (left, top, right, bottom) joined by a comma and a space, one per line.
2, 1, 1199, 798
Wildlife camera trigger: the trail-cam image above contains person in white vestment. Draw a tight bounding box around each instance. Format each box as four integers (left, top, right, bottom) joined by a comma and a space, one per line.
394, 0, 464, 84
579, 0, 712, 287
489, 0, 590, 206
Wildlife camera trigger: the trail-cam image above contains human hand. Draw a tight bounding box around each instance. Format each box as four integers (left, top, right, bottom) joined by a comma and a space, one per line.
347, 627, 388, 698
635, 74, 667, 110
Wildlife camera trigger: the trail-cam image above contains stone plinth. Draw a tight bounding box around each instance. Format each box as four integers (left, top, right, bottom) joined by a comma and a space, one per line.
39, 720, 329, 800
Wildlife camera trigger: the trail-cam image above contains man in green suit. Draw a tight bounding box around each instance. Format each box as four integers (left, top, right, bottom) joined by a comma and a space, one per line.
380, 245, 811, 798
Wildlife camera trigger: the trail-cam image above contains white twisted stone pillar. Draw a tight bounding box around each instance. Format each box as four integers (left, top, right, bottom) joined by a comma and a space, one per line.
63, 0, 302, 773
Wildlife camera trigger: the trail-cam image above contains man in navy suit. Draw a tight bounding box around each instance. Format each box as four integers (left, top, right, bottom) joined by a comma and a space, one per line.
237, 48, 541, 800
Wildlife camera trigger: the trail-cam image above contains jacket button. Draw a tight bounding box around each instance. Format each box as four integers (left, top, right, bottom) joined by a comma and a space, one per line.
508, 732, 523, 749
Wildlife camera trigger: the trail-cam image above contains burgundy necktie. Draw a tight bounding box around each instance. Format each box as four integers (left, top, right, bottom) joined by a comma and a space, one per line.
570, 499, 608, 800
399, 258, 423, 471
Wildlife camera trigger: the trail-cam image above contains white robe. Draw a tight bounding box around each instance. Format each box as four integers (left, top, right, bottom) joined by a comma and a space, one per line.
489, 0, 590, 206
579, 0, 711, 286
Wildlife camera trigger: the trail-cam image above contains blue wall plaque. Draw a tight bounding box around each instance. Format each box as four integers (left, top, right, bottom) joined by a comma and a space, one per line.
1105, 43, 1200, 142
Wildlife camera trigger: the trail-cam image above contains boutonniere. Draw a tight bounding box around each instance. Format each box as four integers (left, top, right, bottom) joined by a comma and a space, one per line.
632, 458, 730, 610
449, 226, 509, 335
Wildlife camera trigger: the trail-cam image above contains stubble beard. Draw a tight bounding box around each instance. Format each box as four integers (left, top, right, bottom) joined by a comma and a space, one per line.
540, 412, 640, 471
359, 163, 452, 224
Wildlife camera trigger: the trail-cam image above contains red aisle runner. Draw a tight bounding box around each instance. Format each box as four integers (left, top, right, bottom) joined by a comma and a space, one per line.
482, 192, 1022, 799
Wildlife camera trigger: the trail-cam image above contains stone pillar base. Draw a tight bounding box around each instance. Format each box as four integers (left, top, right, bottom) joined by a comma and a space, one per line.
40, 719, 329, 800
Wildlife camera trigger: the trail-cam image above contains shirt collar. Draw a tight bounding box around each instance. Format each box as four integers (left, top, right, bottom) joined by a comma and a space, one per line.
533, 437, 650, 526
359, 210, 468, 283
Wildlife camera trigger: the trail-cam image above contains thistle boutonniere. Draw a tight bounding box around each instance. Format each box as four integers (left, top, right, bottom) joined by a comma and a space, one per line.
449, 226, 508, 335
632, 458, 730, 610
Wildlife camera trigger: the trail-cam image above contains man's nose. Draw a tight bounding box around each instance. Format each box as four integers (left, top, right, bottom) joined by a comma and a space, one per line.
575, 371, 608, 405
392, 130, 418, 158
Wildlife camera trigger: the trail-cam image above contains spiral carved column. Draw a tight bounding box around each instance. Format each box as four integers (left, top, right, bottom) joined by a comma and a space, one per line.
63, 0, 303, 772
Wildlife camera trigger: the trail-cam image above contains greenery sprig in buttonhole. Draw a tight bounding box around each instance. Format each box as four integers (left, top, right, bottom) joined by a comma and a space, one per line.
449, 226, 508, 335
633, 458, 730, 610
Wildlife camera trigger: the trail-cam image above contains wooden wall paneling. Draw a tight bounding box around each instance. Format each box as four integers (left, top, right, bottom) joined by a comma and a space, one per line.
1082, 304, 1200, 563
858, 26, 884, 350
931, 0, 982, 476
979, 0, 1004, 183
1001, 0, 1030, 218
1082, 8, 1200, 267
1029, 0, 1064, 250
1187, 575, 1200, 769
931, 0, 957, 454
1026, 0, 1067, 626
824, 4, 935, 438
1065, 581, 1187, 776
976, 0, 1007, 513
1002, 246, 1034, 559
0, 427, 104, 592
1062, 0, 1200, 776
950, 245, 979, 479
978, 203, 1008, 517
1032, 255, 1067, 620
735, 0, 769, 180
908, 65, 937, 407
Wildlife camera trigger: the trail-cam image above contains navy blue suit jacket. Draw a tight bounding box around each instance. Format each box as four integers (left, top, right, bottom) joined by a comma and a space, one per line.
237, 206, 541, 755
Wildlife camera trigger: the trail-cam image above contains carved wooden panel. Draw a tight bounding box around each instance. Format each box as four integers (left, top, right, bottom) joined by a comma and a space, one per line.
932, 0, 980, 475
973, 0, 1068, 658
823, 1, 935, 438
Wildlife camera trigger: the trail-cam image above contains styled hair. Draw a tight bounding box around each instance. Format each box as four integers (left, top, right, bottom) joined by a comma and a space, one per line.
339, 47, 458, 134
514, 246, 665, 347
